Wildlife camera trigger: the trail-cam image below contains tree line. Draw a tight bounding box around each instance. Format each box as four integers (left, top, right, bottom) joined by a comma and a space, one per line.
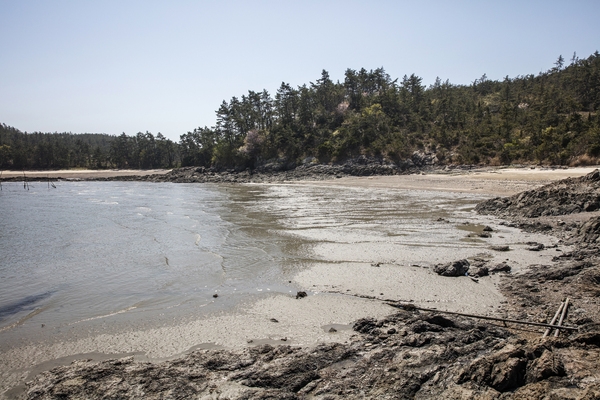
0, 127, 178, 169
2, 51, 599, 171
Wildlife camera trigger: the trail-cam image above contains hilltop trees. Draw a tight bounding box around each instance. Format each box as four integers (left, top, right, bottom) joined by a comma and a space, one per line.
2, 51, 599, 171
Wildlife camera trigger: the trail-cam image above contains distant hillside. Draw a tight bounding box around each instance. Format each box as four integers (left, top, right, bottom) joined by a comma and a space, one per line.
179, 51, 600, 169
0, 125, 178, 169
2, 51, 599, 171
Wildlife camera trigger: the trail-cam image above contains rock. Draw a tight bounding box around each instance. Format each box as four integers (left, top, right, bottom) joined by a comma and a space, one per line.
489, 263, 512, 273
491, 245, 511, 252
353, 317, 378, 334
483, 226, 494, 232
212, 293, 218, 298
470, 265, 489, 277
479, 232, 492, 238
433, 259, 470, 277
387, 328, 397, 334
476, 169, 600, 218
527, 242, 545, 251
578, 216, 600, 243
295, 291, 307, 299
458, 346, 527, 392
526, 349, 565, 383
328, 327, 337, 333
270, 318, 279, 323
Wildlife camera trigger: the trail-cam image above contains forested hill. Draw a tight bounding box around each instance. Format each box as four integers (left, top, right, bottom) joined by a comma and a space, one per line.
2, 51, 599, 171
0, 126, 178, 169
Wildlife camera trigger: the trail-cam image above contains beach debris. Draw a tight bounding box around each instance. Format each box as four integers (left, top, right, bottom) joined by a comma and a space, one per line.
371, 262, 382, 267
280, 337, 287, 341
542, 300, 567, 339
212, 293, 218, 298
491, 245, 510, 252
554, 298, 570, 338
433, 259, 470, 277
478, 232, 492, 238
270, 318, 279, 323
387, 302, 578, 332
247, 339, 253, 343
328, 327, 337, 333
295, 291, 307, 299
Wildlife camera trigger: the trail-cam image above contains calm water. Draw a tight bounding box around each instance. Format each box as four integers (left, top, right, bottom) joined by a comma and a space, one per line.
0, 180, 487, 347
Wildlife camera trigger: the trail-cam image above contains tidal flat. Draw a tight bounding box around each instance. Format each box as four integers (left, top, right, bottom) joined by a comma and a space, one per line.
0, 168, 595, 398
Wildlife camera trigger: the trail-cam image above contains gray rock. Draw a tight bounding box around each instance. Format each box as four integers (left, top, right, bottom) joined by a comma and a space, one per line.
433, 259, 470, 277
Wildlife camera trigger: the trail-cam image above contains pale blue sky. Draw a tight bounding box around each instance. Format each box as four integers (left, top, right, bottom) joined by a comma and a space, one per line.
1, 0, 598, 141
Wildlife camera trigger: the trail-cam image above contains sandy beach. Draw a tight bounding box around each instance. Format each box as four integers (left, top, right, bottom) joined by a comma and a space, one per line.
1, 169, 171, 180
1, 166, 598, 398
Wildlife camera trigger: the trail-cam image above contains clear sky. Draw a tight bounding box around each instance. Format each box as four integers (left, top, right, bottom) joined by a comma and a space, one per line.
1, 0, 599, 141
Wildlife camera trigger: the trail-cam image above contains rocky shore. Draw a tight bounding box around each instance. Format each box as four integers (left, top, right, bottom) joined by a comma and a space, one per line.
11, 170, 600, 399
92, 155, 440, 184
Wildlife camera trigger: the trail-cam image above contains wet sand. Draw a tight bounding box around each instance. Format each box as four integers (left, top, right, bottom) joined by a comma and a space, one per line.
0, 166, 597, 398
307, 166, 600, 196
1, 169, 171, 179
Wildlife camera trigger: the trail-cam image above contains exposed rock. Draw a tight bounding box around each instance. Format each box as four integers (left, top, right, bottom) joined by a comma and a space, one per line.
476, 169, 600, 218
23, 311, 599, 400
470, 265, 490, 277
295, 291, 307, 299
491, 245, 511, 252
433, 259, 470, 276
489, 263, 512, 273
578, 216, 600, 243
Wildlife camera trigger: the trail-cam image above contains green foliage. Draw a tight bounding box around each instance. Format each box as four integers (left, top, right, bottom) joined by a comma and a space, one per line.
3, 51, 600, 171
0, 124, 178, 170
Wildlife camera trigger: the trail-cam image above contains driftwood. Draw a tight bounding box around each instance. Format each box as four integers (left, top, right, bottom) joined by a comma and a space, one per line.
386, 302, 579, 332
542, 301, 565, 338
554, 297, 570, 337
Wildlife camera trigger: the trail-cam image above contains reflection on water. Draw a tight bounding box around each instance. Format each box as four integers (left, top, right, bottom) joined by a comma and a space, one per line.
0, 181, 488, 347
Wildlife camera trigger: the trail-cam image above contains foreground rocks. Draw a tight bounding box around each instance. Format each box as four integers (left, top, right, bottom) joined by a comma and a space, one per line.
22, 311, 600, 399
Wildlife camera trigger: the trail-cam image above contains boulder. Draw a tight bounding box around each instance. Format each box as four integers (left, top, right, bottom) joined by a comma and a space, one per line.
433, 259, 470, 277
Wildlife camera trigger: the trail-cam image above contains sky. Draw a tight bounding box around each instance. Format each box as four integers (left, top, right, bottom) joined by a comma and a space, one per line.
1, 1, 599, 142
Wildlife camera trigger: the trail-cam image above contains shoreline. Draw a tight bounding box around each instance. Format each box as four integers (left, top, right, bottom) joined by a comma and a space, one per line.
2, 168, 600, 398
2, 165, 598, 196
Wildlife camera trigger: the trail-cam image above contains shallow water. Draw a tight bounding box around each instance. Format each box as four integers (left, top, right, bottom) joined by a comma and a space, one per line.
0, 181, 489, 349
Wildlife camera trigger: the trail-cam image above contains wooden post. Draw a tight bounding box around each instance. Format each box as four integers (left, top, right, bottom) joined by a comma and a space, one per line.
543, 301, 565, 338
386, 302, 578, 332
554, 298, 570, 337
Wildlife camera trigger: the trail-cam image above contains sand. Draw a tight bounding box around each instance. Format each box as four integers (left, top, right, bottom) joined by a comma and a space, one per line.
306, 166, 600, 196
0, 166, 597, 398
1, 169, 171, 179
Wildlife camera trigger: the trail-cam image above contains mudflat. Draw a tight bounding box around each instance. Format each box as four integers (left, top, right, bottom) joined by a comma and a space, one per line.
2, 166, 599, 399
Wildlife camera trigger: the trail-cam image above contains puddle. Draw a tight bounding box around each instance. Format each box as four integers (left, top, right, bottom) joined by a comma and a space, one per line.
246, 338, 292, 346
321, 323, 352, 333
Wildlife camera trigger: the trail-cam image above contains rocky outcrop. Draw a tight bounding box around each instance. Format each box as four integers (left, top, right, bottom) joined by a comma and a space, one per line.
433, 259, 470, 276
21, 310, 600, 399
87, 157, 410, 184
476, 169, 600, 218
